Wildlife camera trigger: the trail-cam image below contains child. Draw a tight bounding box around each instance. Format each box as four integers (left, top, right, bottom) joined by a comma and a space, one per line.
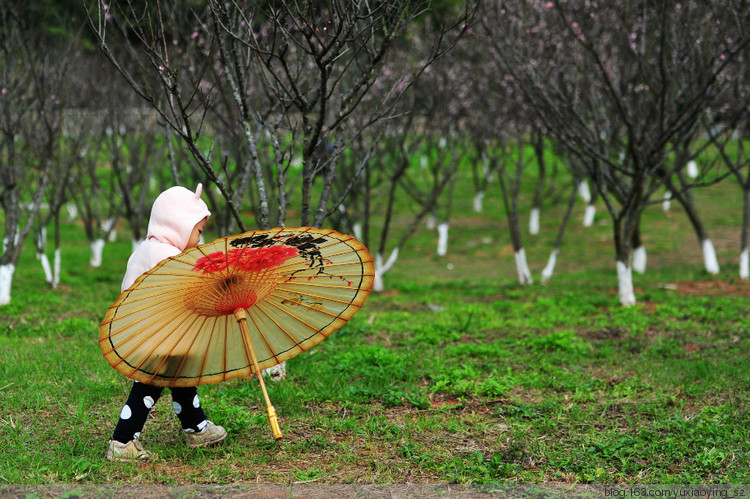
107, 184, 227, 462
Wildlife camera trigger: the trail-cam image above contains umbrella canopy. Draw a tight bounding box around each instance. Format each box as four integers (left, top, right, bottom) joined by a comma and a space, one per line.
100, 226, 374, 439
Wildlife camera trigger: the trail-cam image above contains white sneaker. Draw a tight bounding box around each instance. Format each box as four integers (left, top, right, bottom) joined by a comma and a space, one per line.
106, 439, 156, 462
187, 421, 227, 448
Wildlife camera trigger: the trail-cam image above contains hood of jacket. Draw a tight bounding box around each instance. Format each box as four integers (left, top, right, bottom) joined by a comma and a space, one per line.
121, 184, 210, 291
147, 184, 211, 250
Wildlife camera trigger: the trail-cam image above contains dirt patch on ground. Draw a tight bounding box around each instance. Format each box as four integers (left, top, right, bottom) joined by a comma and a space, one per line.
674, 279, 750, 297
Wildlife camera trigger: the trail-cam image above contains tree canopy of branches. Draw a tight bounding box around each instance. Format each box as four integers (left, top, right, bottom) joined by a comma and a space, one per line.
482, 0, 750, 304
83, 0, 473, 232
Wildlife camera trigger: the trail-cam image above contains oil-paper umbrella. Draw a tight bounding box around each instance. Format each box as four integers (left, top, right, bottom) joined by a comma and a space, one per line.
100, 226, 374, 440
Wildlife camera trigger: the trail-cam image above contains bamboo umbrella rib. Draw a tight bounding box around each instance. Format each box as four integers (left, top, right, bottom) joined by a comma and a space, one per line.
104, 295, 191, 339
265, 296, 356, 333
117, 275, 205, 293
277, 264, 371, 281
104, 301, 180, 349
109, 306, 196, 372
222, 316, 230, 382
194, 314, 215, 382
248, 302, 308, 364
245, 305, 286, 365
189, 235, 231, 264
150, 314, 203, 383
268, 288, 354, 313
276, 279, 370, 298
254, 298, 326, 347
129, 308, 202, 377
277, 276, 369, 291
274, 248, 365, 273
104, 285, 195, 323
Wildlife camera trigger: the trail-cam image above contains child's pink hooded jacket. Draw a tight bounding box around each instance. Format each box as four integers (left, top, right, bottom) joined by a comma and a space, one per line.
121, 185, 211, 291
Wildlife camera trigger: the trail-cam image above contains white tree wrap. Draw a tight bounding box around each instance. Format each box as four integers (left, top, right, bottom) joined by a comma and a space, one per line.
541, 249, 559, 284
702, 239, 720, 275
0, 264, 15, 306
90, 239, 106, 267
529, 208, 540, 235
515, 248, 533, 285
437, 223, 449, 256
633, 246, 647, 274
617, 260, 636, 306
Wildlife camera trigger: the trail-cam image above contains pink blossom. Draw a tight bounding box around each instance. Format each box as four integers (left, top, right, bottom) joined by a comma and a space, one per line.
191, 32, 199, 39
1, 88, 6, 95
545, 2, 553, 8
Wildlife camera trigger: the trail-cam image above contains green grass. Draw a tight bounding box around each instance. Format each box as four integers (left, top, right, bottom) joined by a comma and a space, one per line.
1, 170, 750, 485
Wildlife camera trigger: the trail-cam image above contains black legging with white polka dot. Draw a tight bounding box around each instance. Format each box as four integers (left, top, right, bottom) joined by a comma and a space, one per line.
112, 381, 208, 444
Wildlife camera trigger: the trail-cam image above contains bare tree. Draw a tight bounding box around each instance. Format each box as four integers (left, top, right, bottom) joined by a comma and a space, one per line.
484, 0, 750, 305
0, 6, 80, 304
488, 133, 535, 284
83, 0, 473, 232
706, 49, 750, 278
68, 138, 121, 267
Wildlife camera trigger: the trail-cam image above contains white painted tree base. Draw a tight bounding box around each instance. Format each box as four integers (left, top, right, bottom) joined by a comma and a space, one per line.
40, 254, 53, 283
473, 191, 485, 213
515, 249, 533, 285
702, 239, 720, 274
740, 247, 749, 280
374, 248, 399, 292
66, 203, 78, 222
352, 222, 363, 242
633, 246, 647, 274
0, 264, 15, 306
90, 239, 105, 267
583, 205, 596, 227
53, 248, 61, 289
437, 223, 449, 256
617, 261, 636, 306
426, 215, 437, 231
577, 181, 591, 204
541, 249, 559, 284
662, 191, 672, 212
687, 160, 699, 178
103, 218, 117, 242
529, 208, 540, 235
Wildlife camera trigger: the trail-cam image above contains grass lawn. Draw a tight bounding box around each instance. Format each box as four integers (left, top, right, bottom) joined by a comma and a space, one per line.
0, 174, 749, 485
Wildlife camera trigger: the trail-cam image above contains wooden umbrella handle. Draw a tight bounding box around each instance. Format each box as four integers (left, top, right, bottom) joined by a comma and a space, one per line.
234, 308, 283, 441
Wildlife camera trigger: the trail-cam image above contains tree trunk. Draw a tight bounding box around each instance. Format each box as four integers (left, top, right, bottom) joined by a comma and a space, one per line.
613, 216, 636, 306
741, 186, 750, 279
541, 183, 578, 283
668, 174, 720, 274
496, 138, 532, 285
529, 131, 546, 236
632, 226, 647, 274
437, 223, 449, 257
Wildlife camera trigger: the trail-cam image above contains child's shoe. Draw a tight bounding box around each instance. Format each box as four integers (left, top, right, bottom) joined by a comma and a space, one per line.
106, 439, 156, 462
187, 421, 227, 448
